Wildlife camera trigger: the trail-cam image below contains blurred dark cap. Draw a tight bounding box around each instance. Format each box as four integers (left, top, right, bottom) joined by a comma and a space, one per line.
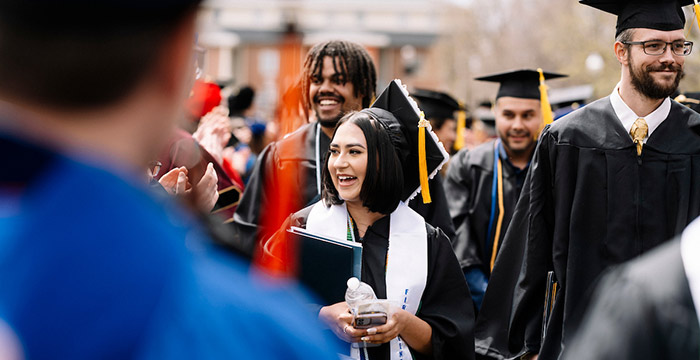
0, 1, 202, 34
411, 88, 463, 121
228, 86, 256, 115
580, 0, 694, 37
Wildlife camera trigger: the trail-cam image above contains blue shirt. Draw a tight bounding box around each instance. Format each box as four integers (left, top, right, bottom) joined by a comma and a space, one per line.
0, 134, 341, 359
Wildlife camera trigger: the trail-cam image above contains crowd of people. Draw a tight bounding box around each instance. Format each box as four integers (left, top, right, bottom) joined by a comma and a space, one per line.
2, 0, 700, 359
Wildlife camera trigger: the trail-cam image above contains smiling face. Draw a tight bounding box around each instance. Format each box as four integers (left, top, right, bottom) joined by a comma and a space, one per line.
625, 28, 685, 100
328, 122, 368, 205
309, 56, 363, 129
494, 97, 542, 157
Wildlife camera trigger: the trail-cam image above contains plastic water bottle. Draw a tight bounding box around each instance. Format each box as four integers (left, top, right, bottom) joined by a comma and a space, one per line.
345, 277, 376, 310
345, 277, 382, 349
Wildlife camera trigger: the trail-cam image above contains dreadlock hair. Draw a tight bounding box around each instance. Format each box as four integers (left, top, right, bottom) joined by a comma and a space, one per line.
301, 40, 377, 111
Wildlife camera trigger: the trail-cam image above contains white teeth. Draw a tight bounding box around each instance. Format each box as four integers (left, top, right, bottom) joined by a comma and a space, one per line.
319, 99, 338, 106
338, 176, 356, 181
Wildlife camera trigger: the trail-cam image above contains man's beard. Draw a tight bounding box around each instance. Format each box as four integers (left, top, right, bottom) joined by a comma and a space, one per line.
629, 55, 683, 99
314, 92, 347, 128
317, 112, 345, 128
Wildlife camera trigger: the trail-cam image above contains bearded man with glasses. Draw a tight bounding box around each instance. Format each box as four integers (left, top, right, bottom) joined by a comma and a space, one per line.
474, 1, 700, 359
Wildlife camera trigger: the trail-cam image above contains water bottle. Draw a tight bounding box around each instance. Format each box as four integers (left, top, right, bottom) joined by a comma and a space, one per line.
345, 277, 384, 348
345, 277, 376, 310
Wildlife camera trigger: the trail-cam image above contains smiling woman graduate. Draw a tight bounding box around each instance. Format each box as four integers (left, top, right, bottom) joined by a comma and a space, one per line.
265, 80, 475, 360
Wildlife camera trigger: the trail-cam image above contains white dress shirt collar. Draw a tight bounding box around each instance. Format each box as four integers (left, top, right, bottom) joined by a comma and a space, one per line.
609, 83, 671, 142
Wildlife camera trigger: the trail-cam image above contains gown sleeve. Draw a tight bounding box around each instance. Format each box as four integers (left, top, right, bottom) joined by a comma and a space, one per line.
408, 174, 457, 242
230, 142, 279, 255
416, 225, 476, 360
444, 149, 483, 271
562, 239, 700, 360
475, 127, 555, 358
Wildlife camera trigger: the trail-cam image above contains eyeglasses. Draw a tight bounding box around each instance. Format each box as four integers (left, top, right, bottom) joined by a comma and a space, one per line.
621, 40, 693, 56
148, 161, 162, 179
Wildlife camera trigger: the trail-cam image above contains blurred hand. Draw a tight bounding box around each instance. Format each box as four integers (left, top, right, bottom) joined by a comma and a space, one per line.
194, 162, 219, 211
193, 106, 231, 164
158, 167, 190, 195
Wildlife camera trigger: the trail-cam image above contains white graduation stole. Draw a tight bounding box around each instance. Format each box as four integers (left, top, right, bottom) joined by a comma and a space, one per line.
307, 201, 428, 360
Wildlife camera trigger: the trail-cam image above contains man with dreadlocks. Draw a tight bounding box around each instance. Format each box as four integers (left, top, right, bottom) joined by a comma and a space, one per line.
232, 39, 455, 258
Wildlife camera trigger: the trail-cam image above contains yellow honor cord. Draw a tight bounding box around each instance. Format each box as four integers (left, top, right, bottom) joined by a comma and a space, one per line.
418, 112, 432, 204
537, 68, 554, 138
454, 103, 466, 151
489, 155, 505, 271
695, 2, 700, 32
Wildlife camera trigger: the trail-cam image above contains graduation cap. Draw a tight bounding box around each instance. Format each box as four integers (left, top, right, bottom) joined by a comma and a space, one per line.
475, 69, 567, 100
579, 0, 695, 37
476, 69, 567, 125
411, 89, 463, 120
360, 80, 449, 204
411, 88, 469, 150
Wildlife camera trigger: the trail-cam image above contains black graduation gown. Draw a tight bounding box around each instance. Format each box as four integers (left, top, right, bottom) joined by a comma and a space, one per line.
231, 122, 456, 256
289, 205, 475, 360
474, 97, 700, 359
444, 139, 528, 274
562, 238, 700, 360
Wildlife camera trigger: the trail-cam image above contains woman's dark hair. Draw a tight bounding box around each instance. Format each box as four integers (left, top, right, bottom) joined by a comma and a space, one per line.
321, 111, 403, 215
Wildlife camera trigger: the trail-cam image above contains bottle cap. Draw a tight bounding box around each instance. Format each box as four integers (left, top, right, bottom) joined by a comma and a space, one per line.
347, 277, 360, 290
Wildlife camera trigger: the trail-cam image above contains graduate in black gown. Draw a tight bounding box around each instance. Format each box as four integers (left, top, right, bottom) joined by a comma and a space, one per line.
444, 70, 565, 310
562, 231, 700, 359
266, 80, 475, 360
231, 41, 455, 257
475, 1, 700, 359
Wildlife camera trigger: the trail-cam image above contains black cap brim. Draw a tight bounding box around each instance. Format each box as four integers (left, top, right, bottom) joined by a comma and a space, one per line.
580, 0, 694, 36
475, 69, 566, 100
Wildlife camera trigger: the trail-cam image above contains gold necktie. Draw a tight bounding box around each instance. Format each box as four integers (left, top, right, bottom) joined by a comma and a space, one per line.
630, 118, 648, 156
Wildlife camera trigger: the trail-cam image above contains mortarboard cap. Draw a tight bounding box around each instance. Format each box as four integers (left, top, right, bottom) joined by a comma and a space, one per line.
411, 89, 464, 120
361, 80, 449, 203
580, 0, 694, 37
475, 69, 566, 100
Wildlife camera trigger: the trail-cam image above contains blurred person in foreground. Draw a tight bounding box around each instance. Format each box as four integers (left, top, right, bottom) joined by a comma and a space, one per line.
0, 1, 341, 359
264, 81, 475, 360
232, 40, 455, 259
444, 70, 565, 312
563, 212, 700, 360
475, 1, 700, 359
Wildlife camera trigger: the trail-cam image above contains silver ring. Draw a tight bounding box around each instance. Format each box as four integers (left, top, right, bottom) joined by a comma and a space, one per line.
343, 325, 350, 334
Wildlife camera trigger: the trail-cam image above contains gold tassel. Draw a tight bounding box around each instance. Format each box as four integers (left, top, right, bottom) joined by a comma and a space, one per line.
453, 102, 466, 151
418, 112, 432, 204
537, 68, 554, 137
695, 1, 700, 33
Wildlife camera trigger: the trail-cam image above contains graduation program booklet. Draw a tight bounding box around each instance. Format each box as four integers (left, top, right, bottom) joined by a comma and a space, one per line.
288, 226, 362, 305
